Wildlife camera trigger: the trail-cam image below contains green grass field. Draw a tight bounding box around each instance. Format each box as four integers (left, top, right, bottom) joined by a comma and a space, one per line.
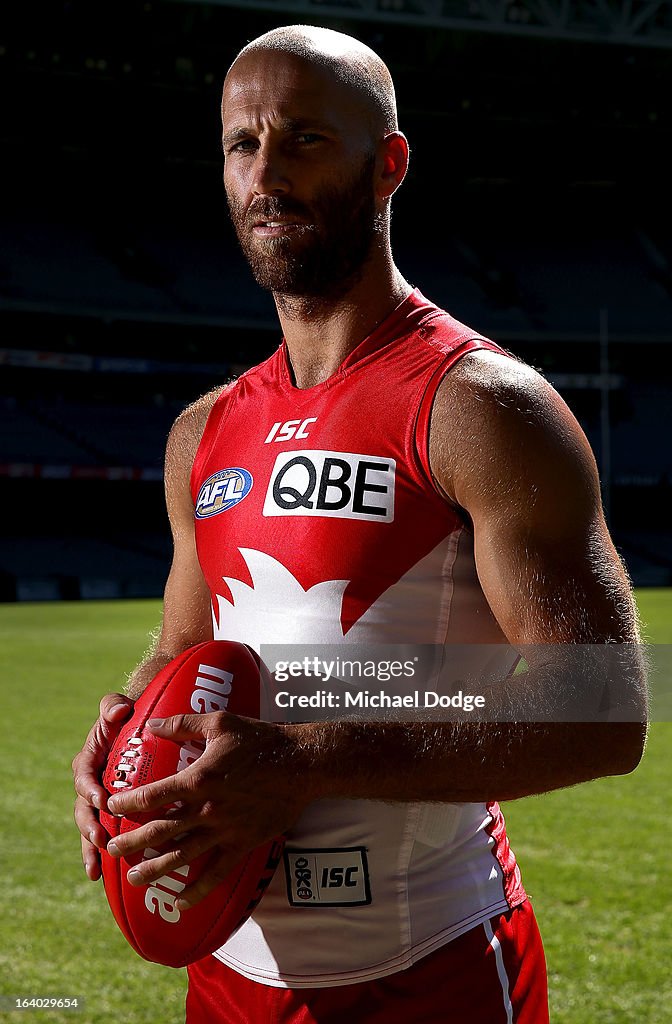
1, 592, 670, 1024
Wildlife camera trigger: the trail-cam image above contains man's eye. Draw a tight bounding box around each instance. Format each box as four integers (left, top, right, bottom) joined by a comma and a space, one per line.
227, 139, 257, 154
295, 133, 324, 144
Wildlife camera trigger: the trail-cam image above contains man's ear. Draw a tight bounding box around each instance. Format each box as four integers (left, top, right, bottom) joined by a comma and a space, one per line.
377, 132, 409, 198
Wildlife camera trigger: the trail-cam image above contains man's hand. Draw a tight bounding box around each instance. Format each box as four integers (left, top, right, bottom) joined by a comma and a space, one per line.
103, 712, 309, 910
72, 694, 135, 880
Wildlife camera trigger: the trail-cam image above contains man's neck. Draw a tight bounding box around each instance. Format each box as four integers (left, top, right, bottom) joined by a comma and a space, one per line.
275, 266, 412, 390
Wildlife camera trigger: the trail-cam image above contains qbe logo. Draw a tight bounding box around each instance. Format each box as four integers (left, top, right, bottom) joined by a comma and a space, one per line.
195, 468, 253, 519
263, 450, 395, 522
284, 848, 371, 907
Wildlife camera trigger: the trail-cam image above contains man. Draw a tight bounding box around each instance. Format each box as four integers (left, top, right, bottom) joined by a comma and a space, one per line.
72, 24, 647, 1023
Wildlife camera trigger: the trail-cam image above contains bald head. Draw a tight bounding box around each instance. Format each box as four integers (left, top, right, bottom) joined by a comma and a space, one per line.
228, 24, 398, 135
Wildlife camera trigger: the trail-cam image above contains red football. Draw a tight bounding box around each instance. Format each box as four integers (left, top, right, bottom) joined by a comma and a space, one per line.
99, 640, 285, 968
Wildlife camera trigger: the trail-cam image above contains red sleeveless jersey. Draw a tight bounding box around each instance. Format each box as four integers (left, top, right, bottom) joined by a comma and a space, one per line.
190, 288, 526, 988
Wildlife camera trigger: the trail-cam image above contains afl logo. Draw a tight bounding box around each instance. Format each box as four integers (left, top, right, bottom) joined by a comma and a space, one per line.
195, 468, 253, 519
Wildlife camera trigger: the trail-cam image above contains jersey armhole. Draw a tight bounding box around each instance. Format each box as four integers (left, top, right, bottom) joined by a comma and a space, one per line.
413, 338, 511, 503
189, 385, 237, 502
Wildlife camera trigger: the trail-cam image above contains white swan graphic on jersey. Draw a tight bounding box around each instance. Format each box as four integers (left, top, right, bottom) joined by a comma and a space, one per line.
213, 540, 461, 649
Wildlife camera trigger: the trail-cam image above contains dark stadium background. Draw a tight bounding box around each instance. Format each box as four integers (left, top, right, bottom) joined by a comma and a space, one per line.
1, 0, 671, 603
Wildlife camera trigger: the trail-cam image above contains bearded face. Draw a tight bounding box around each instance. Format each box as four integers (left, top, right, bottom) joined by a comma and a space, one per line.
226, 153, 382, 300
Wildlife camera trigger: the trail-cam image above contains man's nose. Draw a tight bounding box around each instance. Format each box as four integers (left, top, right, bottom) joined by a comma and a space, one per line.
251, 144, 290, 196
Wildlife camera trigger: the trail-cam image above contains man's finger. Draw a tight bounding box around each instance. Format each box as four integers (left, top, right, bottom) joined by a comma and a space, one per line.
106, 813, 190, 860
74, 794, 109, 849
72, 751, 113, 809
145, 712, 221, 742
72, 695, 135, 805
100, 694, 134, 722
106, 771, 192, 817
81, 835, 102, 881
75, 796, 106, 881
122, 832, 216, 888
72, 765, 108, 809
174, 848, 241, 910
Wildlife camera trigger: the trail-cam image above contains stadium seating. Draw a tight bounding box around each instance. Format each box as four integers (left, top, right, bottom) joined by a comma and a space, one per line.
1, 3, 670, 599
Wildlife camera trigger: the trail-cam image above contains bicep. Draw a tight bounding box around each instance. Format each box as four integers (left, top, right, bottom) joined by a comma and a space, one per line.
158, 532, 213, 655
472, 500, 635, 646
154, 407, 214, 657
432, 355, 640, 645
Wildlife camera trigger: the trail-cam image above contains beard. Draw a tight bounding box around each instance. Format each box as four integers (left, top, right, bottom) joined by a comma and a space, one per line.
226, 154, 383, 300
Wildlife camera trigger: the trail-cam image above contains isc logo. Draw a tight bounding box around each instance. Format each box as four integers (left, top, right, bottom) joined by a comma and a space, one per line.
263, 450, 395, 522
195, 468, 253, 519
284, 848, 371, 907
265, 418, 317, 443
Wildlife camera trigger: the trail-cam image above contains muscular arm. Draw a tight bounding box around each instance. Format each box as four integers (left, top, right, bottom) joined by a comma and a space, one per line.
287, 352, 648, 801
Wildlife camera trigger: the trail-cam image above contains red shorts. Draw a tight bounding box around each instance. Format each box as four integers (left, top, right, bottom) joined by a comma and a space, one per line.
186, 900, 549, 1024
